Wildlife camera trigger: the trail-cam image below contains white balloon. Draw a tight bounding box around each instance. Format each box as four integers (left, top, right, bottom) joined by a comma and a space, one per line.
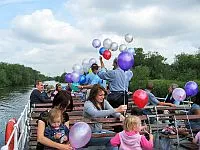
83, 64, 90, 73
82, 58, 88, 66
119, 44, 127, 52
72, 64, 82, 73
92, 39, 101, 48
110, 42, 118, 51
172, 88, 186, 102
125, 70, 133, 81
127, 48, 135, 55
103, 38, 112, 49
89, 58, 97, 66
125, 34, 133, 43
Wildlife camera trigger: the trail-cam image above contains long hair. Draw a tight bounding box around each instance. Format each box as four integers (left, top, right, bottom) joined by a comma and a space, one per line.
52, 91, 72, 110
56, 83, 62, 91
87, 84, 107, 110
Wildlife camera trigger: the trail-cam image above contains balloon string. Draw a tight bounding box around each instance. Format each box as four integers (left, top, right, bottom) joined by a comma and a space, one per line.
174, 115, 180, 146
184, 97, 194, 138
154, 106, 160, 149
124, 71, 126, 116
146, 114, 152, 134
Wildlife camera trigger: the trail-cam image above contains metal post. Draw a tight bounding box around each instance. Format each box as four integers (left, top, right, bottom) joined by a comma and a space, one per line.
14, 125, 18, 150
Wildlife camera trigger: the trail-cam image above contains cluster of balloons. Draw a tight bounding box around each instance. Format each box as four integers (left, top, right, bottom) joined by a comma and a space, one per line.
171, 81, 199, 102
92, 34, 135, 71
69, 122, 91, 149
92, 34, 135, 61
65, 58, 99, 91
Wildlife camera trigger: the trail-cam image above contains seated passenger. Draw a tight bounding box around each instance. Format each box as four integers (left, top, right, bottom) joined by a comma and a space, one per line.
165, 83, 180, 106
83, 84, 127, 150
186, 91, 200, 130
30, 80, 51, 107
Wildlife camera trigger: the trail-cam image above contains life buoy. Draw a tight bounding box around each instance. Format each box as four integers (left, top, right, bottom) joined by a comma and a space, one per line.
5, 118, 17, 150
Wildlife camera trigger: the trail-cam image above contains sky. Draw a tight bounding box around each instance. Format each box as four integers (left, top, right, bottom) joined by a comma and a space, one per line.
0, 0, 200, 76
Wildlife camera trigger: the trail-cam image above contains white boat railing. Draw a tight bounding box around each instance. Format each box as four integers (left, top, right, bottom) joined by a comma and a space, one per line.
1, 102, 30, 150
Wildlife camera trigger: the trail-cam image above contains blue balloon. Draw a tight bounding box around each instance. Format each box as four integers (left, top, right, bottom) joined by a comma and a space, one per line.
79, 75, 86, 84
118, 51, 134, 71
99, 47, 106, 55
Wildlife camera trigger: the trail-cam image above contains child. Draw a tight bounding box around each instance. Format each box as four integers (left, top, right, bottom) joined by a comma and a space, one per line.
44, 108, 69, 149
193, 131, 200, 149
110, 115, 153, 150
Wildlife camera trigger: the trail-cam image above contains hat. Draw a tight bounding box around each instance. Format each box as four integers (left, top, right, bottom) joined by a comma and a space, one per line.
47, 85, 54, 92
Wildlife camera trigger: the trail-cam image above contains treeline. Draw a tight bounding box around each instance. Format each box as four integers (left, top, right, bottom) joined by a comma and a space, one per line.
130, 48, 200, 97
0, 62, 51, 87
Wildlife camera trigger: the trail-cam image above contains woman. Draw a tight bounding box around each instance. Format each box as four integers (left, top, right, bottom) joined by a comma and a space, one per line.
36, 91, 72, 150
165, 83, 180, 106
83, 84, 127, 150
186, 91, 200, 129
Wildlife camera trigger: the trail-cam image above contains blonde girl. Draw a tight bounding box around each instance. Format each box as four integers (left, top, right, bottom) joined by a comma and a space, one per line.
110, 115, 153, 150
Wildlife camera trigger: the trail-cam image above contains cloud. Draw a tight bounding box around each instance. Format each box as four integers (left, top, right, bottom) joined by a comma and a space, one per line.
65, 0, 200, 62
12, 9, 84, 44
0, 0, 200, 76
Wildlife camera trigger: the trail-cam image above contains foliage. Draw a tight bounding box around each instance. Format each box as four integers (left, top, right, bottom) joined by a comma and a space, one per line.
54, 72, 66, 83
0, 62, 49, 87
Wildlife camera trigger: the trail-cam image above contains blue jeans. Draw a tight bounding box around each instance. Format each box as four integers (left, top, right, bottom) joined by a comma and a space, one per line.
86, 129, 118, 150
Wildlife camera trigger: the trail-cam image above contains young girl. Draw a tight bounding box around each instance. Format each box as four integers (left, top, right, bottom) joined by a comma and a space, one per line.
44, 108, 69, 149
110, 115, 153, 150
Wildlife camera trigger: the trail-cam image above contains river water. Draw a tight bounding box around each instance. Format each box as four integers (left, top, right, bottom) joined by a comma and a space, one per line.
0, 86, 32, 147
0, 81, 58, 148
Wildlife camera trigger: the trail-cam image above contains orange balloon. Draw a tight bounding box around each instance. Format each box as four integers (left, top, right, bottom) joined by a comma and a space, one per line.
102, 50, 111, 60
132, 89, 148, 108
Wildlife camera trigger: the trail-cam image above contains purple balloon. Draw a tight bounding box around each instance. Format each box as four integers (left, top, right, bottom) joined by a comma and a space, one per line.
92, 39, 101, 48
65, 73, 72, 83
99, 47, 106, 55
184, 81, 199, 97
118, 51, 134, 71
172, 88, 186, 102
71, 72, 80, 83
69, 122, 91, 148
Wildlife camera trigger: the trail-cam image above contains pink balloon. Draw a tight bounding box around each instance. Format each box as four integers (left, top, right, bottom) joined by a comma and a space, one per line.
172, 88, 186, 102
69, 122, 91, 148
